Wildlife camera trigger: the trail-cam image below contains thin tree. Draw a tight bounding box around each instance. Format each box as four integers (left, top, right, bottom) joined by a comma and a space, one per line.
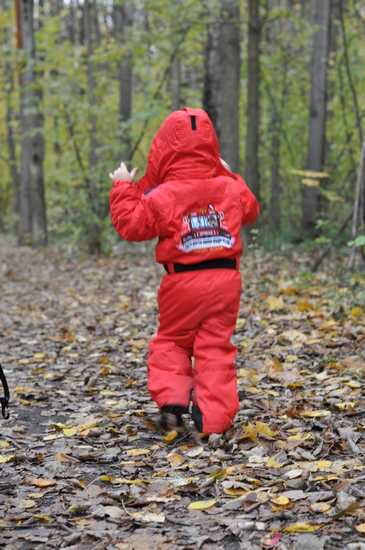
348, 141, 365, 270
2, 0, 19, 221
302, 0, 331, 237
113, 1, 134, 163
245, 0, 261, 198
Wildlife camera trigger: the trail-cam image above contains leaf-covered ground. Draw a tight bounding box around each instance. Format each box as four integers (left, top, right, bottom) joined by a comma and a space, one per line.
1, 244, 365, 550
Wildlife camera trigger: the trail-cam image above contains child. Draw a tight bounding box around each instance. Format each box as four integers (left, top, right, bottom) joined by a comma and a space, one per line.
109, 107, 259, 436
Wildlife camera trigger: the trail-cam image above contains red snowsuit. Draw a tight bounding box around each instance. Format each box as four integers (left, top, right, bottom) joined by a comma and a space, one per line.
110, 108, 259, 433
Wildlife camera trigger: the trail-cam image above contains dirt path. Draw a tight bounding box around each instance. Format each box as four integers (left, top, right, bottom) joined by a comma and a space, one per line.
0, 244, 364, 549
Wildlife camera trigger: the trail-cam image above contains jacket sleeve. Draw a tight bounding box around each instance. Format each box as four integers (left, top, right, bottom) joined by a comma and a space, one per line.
237, 176, 260, 225
109, 180, 160, 241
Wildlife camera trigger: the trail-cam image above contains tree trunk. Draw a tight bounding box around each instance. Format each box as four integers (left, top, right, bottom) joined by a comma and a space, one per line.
3, 4, 20, 220
348, 141, 365, 270
302, 0, 331, 237
245, 0, 261, 199
217, 0, 241, 171
18, 0, 47, 246
113, 1, 134, 162
170, 55, 181, 111
203, 0, 241, 171
203, 10, 220, 130
84, 0, 101, 254
267, 0, 292, 233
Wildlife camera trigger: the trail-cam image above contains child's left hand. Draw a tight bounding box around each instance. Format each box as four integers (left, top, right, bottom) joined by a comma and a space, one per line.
109, 161, 138, 182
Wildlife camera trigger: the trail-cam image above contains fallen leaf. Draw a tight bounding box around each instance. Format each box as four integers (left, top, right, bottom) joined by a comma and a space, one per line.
131, 511, 165, 523
29, 478, 57, 488
164, 430, 179, 443
285, 522, 322, 533
19, 499, 36, 509
0, 454, 15, 464
272, 495, 290, 506
310, 502, 331, 513
188, 499, 217, 511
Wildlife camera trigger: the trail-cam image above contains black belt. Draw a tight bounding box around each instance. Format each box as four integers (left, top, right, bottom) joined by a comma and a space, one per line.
0, 364, 10, 419
164, 258, 237, 274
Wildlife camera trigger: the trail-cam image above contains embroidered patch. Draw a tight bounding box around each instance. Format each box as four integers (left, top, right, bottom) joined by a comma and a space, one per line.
179, 204, 234, 252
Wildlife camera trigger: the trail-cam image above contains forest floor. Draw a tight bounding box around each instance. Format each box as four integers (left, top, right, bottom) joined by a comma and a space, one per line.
0, 243, 365, 550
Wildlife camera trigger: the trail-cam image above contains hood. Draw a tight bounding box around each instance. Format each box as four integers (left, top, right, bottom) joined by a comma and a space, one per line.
142, 108, 232, 189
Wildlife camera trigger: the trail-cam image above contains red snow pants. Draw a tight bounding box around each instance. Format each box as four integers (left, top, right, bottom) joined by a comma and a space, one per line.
148, 268, 241, 434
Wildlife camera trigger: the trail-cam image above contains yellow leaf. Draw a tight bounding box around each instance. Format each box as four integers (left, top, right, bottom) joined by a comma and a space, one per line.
0, 454, 15, 464
63, 427, 78, 437
99, 474, 113, 482
30, 478, 57, 488
126, 448, 151, 457
241, 422, 258, 441
310, 502, 331, 513
33, 514, 53, 523
164, 430, 179, 443
256, 421, 277, 438
272, 496, 290, 506
188, 499, 217, 511
285, 522, 321, 534
314, 460, 332, 471
336, 401, 356, 412
296, 298, 314, 312
347, 380, 361, 389
99, 366, 111, 376
210, 467, 232, 480
351, 307, 363, 318
266, 296, 285, 311
33, 352, 46, 361
313, 474, 338, 482
267, 456, 283, 469
167, 452, 185, 467
291, 169, 329, 179
223, 487, 248, 497
355, 523, 365, 534
0, 440, 10, 449
301, 409, 331, 418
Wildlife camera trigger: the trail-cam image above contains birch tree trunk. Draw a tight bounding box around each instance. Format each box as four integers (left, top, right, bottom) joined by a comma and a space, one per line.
245, 0, 261, 199
203, 0, 241, 171
302, 0, 331, 237
18, 0, 47, 246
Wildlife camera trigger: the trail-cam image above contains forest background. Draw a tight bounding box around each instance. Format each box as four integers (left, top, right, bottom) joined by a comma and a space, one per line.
1, 0, 365, 262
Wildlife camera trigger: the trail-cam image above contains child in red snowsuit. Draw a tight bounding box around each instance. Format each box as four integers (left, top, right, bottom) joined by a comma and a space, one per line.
109, 108, 259, 434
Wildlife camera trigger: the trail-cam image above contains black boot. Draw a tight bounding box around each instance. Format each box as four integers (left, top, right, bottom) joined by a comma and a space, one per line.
159, 404, 188, 432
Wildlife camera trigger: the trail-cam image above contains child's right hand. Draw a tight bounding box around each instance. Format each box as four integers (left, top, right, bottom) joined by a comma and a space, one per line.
109, 161, 138, 182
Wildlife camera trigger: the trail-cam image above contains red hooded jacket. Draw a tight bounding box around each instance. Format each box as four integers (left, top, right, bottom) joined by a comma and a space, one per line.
110, 108, 259, 265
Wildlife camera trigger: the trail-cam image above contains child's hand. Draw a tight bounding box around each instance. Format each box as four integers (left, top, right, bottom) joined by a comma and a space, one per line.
109, 162, 138, 182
